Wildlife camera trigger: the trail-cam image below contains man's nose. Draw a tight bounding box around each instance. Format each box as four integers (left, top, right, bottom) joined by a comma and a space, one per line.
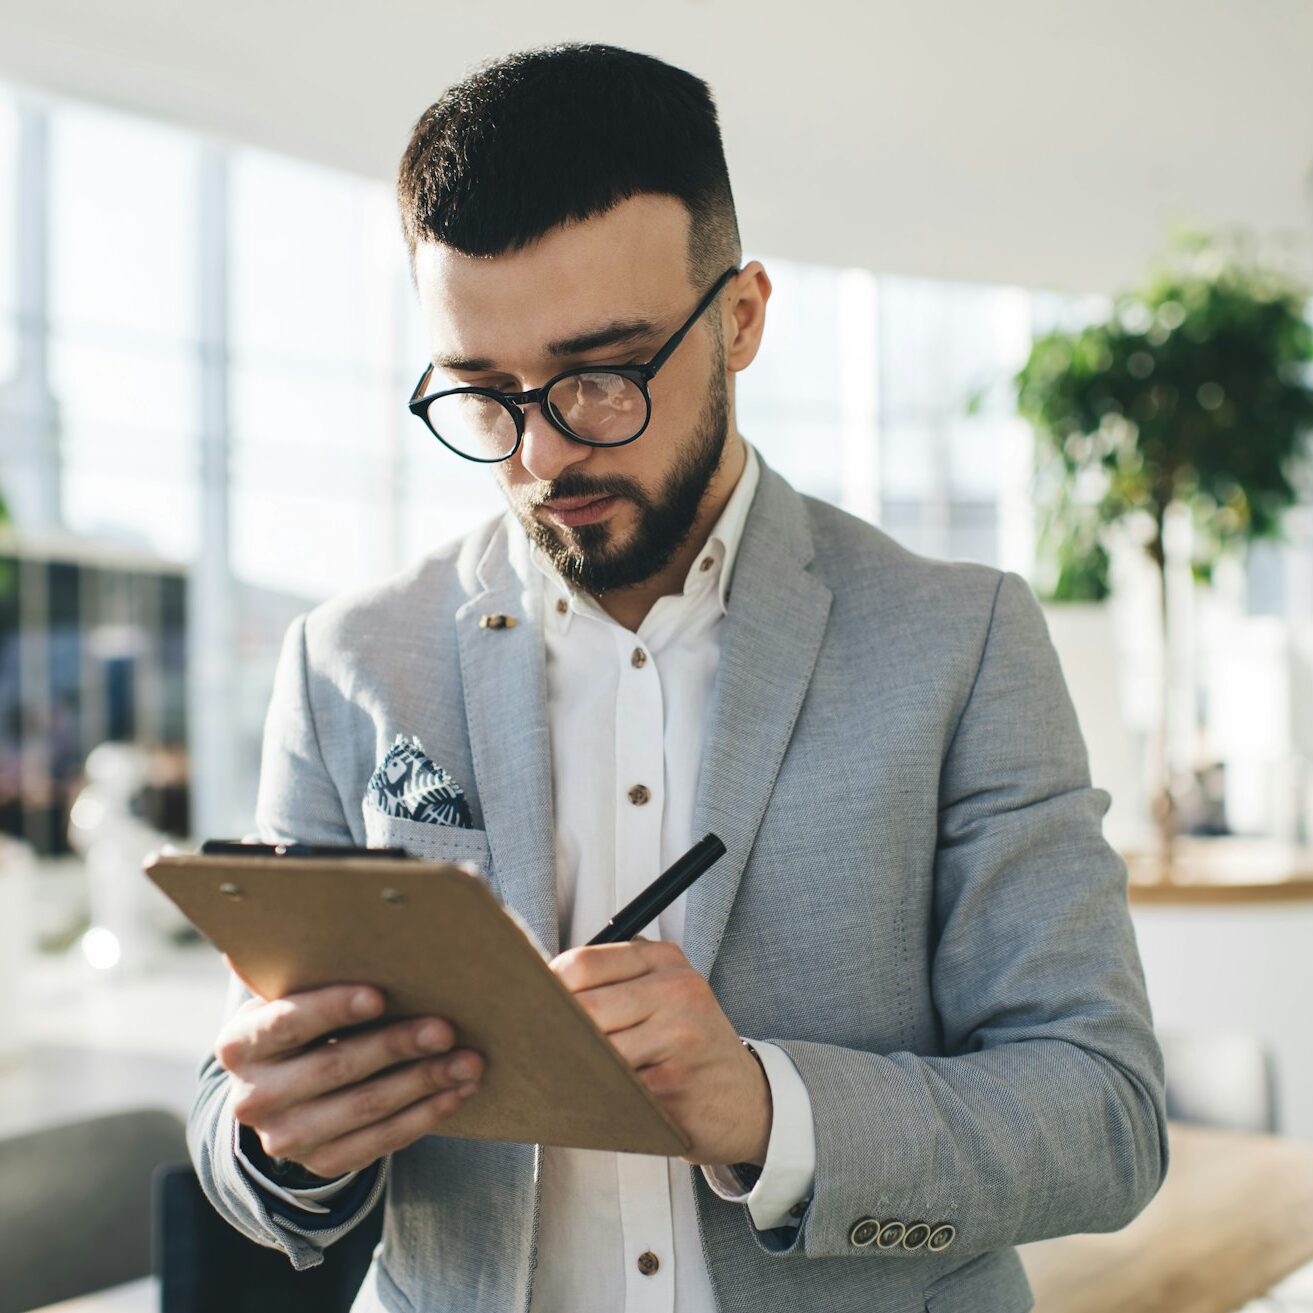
517, 401, 590, 484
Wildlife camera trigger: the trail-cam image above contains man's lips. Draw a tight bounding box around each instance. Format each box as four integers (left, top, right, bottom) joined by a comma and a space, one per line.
538, 494, 621, 527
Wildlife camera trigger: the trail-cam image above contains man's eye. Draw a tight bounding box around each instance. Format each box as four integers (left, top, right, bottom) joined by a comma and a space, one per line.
588, 356, 644, 369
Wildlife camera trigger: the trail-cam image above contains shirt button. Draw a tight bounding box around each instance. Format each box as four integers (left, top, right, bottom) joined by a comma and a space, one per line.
555, 598, 568, 615
627, 784, 651, 806
630, 647, 648, 668
636, 1250, 660, 1276
699, 556, 714, 572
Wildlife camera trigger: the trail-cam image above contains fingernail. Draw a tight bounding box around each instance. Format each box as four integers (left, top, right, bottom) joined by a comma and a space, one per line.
456, 1081, 478, 1098
417, 1022, 448, 1051
448, 1055, 477, 1081
351, 989, 380, 1018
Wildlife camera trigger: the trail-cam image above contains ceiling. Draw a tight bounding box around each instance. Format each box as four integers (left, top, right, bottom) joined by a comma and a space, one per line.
1, 0, 1311, 294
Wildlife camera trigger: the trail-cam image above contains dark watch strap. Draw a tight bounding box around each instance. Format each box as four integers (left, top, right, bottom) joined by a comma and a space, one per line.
733, 1039, 767, 1189
239, 1123, 346, 1190
731, 1160, 764, 1191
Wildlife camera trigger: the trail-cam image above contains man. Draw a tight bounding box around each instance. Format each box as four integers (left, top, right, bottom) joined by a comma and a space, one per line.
188, 42, 1168, 1313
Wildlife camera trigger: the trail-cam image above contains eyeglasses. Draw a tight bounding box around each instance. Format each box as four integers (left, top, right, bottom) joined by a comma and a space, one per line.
407, 265, 740, 463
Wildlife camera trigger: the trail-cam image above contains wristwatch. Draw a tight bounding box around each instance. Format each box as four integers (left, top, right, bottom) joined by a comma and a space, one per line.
239, 1122, 345, 1189
731, 1039, 767, 1190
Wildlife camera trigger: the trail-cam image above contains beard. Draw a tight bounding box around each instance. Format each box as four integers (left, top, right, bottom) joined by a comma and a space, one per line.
504, 361, 731, 596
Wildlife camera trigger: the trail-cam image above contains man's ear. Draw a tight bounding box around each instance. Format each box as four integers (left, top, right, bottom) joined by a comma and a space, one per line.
724, 261, 771, 374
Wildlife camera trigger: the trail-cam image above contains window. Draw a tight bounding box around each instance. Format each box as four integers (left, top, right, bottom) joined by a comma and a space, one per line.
0, 91, 17, 384
737, 258, 847, 507
48, 101, 200, 559
9, 76, 1308, 848
875, 275, 1033, 568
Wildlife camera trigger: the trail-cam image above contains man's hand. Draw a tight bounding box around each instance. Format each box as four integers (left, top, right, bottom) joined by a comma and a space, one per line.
215, 975, 483, 1179
549, 939, 771, 1168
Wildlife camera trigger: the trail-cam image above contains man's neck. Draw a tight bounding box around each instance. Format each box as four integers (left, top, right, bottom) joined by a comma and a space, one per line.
594, 434, 748, 632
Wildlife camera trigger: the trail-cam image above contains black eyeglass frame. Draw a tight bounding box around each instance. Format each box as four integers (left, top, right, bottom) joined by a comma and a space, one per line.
407, 264, 741, 463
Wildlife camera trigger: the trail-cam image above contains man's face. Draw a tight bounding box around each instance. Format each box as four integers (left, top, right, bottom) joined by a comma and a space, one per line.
412, 195, 734, 594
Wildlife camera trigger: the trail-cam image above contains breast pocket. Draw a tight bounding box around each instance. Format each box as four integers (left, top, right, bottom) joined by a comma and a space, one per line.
362, 801, 493, 882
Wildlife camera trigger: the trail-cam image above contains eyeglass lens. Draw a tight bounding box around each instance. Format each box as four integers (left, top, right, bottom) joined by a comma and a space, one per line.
424, 370, 648, 459
544, 371, 646, 442
424, 391, 520, 461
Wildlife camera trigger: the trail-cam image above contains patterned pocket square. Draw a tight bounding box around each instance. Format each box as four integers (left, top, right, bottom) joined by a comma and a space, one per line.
365, 734, 473, 828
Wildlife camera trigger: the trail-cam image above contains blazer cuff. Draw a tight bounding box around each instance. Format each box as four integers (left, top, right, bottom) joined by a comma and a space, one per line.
234, 1117, 360, 1215
701, 1039, 816, 1230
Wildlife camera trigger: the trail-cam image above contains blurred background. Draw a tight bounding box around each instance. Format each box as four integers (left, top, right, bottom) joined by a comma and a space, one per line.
1, 3, 1312, 1311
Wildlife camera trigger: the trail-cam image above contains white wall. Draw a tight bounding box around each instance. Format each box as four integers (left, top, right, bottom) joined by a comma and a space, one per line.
1133, 903, 1313, 1142
0, 1, 1310, 294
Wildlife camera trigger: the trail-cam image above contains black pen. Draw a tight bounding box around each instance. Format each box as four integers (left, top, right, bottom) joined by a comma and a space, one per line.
586, 833, 726, 945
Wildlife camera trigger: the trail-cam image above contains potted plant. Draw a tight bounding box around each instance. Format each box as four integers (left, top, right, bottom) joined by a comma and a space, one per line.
1013, 230, 1313, 871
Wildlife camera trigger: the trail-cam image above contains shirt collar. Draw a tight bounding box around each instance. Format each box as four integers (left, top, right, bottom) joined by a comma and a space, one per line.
701, 440, 759, 615
529, 442, 761, 630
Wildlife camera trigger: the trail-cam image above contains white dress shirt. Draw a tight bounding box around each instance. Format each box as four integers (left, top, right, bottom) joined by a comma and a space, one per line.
528, 443, 814, 1313
249, 442, 817, 1312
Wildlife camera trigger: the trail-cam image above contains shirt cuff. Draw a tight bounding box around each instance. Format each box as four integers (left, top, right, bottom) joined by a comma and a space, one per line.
701, 1039, 816, 1230
233, 1116, 360, 1215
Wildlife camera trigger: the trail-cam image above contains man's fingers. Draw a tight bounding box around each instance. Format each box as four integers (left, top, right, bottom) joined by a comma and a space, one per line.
229, 1016, 464, 1120
288, 1079, 483, 1179
604, 1017, 686, 1077
550, 939, 685, 993
216, 984, 386, 1068
570, 973, 664, 1036
255, 1050, 482, 1166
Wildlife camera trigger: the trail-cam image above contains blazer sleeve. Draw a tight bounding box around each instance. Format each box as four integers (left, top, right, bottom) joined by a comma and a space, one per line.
186, 613, 390, 1270
756, 570, 1169, 1262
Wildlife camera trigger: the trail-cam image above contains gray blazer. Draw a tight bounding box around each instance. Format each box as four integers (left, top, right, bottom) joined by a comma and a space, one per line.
188, 457, 1168, 1313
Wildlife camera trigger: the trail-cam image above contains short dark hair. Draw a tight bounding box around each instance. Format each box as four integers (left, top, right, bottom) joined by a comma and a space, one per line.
396, 43, 741, 291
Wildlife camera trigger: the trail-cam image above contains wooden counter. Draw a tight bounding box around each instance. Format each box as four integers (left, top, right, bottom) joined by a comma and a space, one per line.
1020, 1122, 1313, 1313
1125, 836, 1313, 905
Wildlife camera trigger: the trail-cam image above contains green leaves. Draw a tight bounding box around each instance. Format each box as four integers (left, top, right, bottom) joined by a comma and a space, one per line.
1015, 232, 1313, 590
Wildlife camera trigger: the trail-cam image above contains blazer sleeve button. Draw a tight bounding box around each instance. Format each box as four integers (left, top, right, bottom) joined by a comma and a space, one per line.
927, 1223, 956, 1252
876, 1221, 907, 1249
849, 1217, 881, 1247
901, 1222, 932, 1251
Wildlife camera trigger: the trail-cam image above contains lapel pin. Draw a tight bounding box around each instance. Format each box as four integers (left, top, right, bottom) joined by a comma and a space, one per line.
479, 613, 518, 630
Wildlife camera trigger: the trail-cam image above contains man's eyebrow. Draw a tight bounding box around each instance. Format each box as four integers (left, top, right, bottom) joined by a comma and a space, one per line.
544, 317, 660, 359
431, 317, 660, 373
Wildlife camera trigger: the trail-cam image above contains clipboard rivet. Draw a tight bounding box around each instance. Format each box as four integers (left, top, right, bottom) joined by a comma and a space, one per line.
381, 888, 407, 906
219, 882, 244, 899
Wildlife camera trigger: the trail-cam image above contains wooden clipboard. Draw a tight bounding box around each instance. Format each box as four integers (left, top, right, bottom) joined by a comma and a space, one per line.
145, 851, 691, 1157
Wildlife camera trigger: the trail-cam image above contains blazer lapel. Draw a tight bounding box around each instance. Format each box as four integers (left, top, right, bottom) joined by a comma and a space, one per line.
456, 518, 559, 957
683, 463, 833, 979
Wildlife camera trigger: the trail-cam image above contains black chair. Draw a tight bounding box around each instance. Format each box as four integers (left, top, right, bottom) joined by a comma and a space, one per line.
1159, 1030, 1281, 1134
154, 1162, 384, 1313
0, 1107, 188, 1313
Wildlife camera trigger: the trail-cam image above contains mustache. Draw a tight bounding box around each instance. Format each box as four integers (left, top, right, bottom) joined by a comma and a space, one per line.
521, 473, 649, 511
